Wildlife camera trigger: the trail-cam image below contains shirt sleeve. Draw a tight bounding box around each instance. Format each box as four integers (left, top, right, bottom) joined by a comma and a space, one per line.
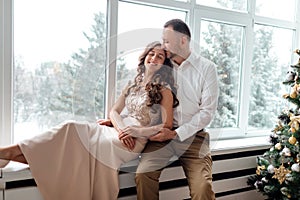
175, 63, 219, 141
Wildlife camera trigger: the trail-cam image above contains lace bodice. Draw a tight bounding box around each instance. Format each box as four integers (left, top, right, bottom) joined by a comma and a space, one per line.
124, 86, 162, 127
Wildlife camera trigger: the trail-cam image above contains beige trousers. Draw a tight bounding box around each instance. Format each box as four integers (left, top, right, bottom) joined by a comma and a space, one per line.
135, 132, 215, 200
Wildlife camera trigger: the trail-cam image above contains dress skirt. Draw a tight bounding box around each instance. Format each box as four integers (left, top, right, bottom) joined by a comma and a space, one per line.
18, 120, 146, 200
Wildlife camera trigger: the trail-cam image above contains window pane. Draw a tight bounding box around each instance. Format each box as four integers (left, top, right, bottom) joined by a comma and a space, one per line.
200, 20, 244, 128
248, 25, 293, 130
116, 1, 187, 97
196, 0, 247, 11
255, 0, 296, 21
13, 0, 107, 142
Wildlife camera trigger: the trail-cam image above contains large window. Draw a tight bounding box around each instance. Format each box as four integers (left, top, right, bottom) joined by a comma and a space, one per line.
13, 0, 107, 141
1, 0, 299, 145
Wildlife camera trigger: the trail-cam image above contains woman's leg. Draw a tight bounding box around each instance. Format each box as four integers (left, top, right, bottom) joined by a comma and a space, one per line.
0, 144, 27, 164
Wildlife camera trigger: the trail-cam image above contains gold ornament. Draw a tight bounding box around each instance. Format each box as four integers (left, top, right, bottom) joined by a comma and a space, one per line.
256, 165, 265, 175
272, 164, 291, 184
289, 135, 297, 145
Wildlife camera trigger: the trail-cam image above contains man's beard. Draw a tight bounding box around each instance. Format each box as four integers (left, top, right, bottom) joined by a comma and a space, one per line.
169, 52, 177, 59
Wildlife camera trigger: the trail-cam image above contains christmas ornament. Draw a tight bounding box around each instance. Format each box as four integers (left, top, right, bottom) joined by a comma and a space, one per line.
272, 164, 292, 184
285, 71, 296, 82
288, 83, 300, 98
275, 143, 282, 150
267, 164, 275, 174
289, 135, 297, 145
291, 163, 300, 172
281, 147, 291, 156
285, 173, 293, 182
256, 165, 265, 175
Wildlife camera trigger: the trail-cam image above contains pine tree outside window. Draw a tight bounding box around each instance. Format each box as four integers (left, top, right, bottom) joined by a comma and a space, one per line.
249, 25, 293, 130
13, 0, 108, 142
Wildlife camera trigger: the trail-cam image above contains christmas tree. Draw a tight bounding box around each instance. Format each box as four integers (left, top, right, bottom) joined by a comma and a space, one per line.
248, 49, 300, 200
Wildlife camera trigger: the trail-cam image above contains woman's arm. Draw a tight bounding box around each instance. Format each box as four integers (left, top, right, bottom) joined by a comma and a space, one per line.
109, 91, 126, 132
120, 88, 174, 138
109, 88, 136, 150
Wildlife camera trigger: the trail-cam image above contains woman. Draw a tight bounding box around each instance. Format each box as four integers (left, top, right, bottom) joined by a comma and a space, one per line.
0, 41, 178, 200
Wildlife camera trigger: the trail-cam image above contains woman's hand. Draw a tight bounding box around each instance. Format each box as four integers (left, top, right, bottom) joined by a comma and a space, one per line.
119, 132, 136, 150
97, 119, 113, 127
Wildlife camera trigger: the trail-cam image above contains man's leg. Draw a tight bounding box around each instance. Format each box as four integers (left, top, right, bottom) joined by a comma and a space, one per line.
135, 140, 175, 200
177, 133, 215, 200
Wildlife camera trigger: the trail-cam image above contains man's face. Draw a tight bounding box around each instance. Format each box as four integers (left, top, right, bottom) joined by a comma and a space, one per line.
162, 27, 181, 59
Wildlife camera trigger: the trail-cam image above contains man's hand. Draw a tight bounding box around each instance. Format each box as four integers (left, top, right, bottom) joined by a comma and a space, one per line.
97, 119, 113, 127
149, 128, 177, 142
121, 125, 142, 137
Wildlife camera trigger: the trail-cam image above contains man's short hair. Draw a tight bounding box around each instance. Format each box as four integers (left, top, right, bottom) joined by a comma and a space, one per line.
164, 19, 191, 41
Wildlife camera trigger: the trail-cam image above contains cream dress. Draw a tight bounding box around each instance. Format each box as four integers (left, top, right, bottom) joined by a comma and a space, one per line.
19, 86, 162, 200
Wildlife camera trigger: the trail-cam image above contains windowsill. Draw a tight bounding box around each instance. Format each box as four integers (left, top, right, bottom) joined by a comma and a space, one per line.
211, 135, 270, 155
0, 135, 270, 185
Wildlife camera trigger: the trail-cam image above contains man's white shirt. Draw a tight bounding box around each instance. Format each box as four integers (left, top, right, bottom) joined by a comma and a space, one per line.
172, 52, 219, 141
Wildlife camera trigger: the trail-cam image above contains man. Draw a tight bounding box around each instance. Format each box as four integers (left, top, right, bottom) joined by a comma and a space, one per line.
135, 19, 219, 200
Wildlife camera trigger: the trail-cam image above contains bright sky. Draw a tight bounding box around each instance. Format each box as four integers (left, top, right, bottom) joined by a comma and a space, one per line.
14, 0, 103, 69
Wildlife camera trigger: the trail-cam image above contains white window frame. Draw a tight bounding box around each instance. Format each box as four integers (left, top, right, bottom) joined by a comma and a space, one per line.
1, 0, 300, 146
0, 0, 13, 145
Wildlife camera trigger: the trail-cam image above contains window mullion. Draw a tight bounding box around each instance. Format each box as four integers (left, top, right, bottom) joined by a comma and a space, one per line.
0, 0, 13, 145
239, 22, 254, 135
105, 0, 118, 118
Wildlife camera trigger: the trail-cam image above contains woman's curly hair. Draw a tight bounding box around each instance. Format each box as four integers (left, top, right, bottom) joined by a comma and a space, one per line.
125, 41, 179, 108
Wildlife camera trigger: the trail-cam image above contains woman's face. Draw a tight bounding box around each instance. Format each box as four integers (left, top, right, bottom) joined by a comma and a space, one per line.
144, 46, 166, 74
